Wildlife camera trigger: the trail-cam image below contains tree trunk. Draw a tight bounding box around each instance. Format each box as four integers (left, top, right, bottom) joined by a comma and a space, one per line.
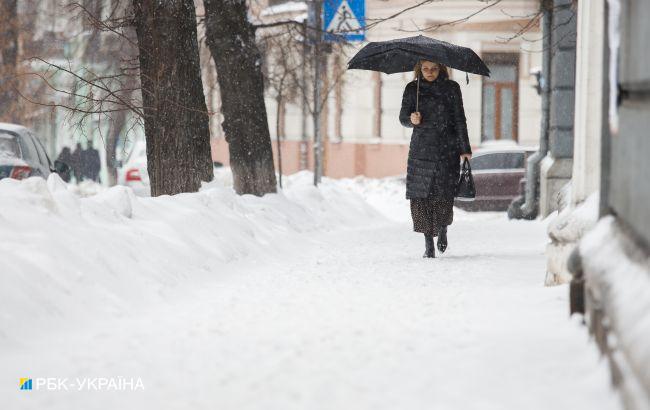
276, 94, 283, 189
0, 0, 19, 122
106, 109, 127, 186
203, 0, 277, 196
132, 0, 213, 196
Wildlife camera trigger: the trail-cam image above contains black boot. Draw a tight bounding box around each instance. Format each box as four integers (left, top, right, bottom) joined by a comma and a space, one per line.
437, 226, 448, 253
423, 234, 435, 258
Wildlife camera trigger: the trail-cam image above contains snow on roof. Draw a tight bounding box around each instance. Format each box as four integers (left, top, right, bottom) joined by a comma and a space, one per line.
292, 12, 308, 23
261, 1, 308, 16
475, 140, 538, 154
0, 122, 29, 134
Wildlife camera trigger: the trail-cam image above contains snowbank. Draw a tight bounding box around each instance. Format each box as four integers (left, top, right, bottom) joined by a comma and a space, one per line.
545, 191, 600, 285
0, 172, 387, 343
580, 215, 650, 409
292, 172, 410, 222
548, 191, 599, 244
287, 171, 504, 224
0, 171, 622, 410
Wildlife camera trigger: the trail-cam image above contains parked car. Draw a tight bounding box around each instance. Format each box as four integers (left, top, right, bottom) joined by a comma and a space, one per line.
117, 140, 150, 196
0, 122, 69, 181
454, 143, 538, 211
117, 140, 225, 196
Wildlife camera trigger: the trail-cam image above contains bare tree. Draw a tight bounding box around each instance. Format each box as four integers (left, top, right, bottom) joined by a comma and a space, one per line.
251, 0, 449, 185
255, 14, 355, 184
0, 0, 19, 122
13, 0, 525, 197
203, 0, 278, 196
201, 0, 427, 193
132, 0, 213, 196
76, 1, 140, 186
17, 0, 214, 195
260, 27, 303, 188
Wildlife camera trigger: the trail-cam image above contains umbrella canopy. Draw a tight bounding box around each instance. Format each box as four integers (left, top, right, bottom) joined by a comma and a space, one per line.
347, 35, 490, 77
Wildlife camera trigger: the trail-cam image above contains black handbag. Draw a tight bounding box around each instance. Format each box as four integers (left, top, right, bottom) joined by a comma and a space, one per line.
456, 158, 476, 201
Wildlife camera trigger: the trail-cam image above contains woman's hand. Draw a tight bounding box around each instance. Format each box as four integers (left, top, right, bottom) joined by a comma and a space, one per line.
410, 112, 421, 126
460, 153, 472, 162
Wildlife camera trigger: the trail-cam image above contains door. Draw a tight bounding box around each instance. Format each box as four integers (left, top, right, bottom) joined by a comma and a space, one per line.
27, 132, 51, 177
481, 53, 519, 142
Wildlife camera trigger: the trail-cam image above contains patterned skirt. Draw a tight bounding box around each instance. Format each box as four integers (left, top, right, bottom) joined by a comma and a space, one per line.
410, 197, 454, 236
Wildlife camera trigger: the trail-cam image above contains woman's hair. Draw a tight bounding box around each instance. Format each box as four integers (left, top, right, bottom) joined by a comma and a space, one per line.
413, 61, 449, 81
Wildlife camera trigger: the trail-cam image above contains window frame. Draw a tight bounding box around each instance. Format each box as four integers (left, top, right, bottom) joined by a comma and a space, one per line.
27, 132, 50, 169
0, 131, 23, 159
481, 53, 520, 142
470, 151, 526, 172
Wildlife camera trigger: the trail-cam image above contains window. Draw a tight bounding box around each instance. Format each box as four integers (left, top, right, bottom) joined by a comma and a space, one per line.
26, 132, 47, 167
17, 132, 38, 162
32, 134, 52, 168
471, 152, 525, 171
0, 132, 21, 159
482, 54, 519, 141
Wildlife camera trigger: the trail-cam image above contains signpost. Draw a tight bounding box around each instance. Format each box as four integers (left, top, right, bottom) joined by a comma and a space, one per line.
310, 0, 365, 185
323, 0, 365, 42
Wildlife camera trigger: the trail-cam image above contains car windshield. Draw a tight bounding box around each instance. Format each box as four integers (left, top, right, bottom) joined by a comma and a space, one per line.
0, 132, 21, 159
470, 152, 524, 171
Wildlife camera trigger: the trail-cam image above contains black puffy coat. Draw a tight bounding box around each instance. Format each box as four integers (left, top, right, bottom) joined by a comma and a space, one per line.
399, 75, 472, 199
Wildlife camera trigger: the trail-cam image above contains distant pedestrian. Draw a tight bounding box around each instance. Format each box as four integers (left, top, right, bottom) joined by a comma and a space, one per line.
55, 147, 73, 182
83, 142, 101, 182
71, 143, 83, 182
399, 60, 473, 258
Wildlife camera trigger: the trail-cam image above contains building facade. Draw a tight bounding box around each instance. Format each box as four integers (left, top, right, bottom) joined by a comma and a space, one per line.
211, 0, 543, 178
540, 0, 650, 407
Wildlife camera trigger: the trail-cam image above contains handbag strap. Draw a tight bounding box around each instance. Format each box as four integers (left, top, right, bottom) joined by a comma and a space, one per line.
462, 157, 472, 173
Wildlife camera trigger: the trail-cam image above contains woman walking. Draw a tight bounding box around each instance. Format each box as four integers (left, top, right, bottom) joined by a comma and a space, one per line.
399, 60, 472, 258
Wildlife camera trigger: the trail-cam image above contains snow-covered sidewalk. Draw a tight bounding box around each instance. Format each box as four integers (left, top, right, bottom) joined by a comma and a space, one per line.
1, 172, 620, 410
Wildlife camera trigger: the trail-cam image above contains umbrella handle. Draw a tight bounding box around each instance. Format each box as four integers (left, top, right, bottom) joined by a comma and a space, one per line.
416, 75, 419, 113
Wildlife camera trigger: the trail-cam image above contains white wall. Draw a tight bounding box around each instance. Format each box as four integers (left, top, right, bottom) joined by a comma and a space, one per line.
572, 0, 605, 205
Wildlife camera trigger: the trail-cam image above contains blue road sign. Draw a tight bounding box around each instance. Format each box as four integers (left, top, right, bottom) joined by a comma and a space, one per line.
323, 0, 365, 42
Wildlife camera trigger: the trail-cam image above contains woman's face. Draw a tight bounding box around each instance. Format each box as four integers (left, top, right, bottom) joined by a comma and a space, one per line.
421, 61, 440, 81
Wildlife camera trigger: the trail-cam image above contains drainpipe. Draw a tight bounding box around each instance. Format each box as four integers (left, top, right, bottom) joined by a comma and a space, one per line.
510, 0, 552, 219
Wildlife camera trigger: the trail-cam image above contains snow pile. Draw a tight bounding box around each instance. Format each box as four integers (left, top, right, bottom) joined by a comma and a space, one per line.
0, 172, 386, 343
545, 191, 600, 285
215, 169, 411, 222
548, 190, 599, 243
295, 172, 410, 222
579, 215, 650, 408
290, 172, 499, 224
0, 171, 622, 410
72, 179, 107, 197
208, 168, 502, 225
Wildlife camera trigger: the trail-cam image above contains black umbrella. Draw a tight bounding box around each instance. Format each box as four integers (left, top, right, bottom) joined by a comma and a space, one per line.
347, 35, 490, 110
348, 35, 490, 76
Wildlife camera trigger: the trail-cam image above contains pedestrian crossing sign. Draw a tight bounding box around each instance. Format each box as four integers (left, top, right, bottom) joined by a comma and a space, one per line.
323, 0, 365, 42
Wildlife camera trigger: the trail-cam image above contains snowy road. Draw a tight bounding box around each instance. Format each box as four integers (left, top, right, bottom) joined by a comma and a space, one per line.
3, 210, 619, 409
